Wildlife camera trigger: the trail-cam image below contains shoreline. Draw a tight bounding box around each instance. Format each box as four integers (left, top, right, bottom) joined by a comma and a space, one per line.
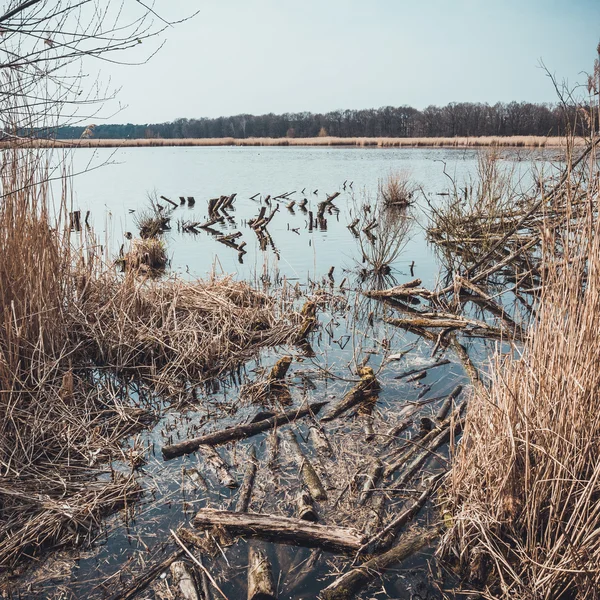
3, 135, 583, 149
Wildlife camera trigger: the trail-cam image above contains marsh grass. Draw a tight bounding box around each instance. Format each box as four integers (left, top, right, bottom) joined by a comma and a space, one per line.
378, 170, 417, 207
351, 191, 413, 277
439, 141, 600, 598
13, 136, 586, 149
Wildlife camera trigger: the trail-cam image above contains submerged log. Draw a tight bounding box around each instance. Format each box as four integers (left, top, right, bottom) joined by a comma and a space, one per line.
248, 546, 277, 600
235, 446, 258, 512
309, 424, 333, 456
163, 401, 327, 459
320, 367, 380, 422
193, 509, 365, 553
161, 195, 179, 208
297, 490, 318, 522
170, 561, 200, 600
284, 429, 328, 501
200, 446, 238, 488
319, 528, 440, 600
436, 384, 463, 421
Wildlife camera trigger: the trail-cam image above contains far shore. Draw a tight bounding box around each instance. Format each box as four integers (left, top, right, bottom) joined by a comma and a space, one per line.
3, 135, 584, 149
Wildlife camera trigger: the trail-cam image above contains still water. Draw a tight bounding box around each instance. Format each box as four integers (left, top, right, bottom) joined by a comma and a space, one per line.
22, 147, 536, 599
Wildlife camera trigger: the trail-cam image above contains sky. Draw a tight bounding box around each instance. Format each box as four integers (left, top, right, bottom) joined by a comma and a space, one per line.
93, 0, 600, 124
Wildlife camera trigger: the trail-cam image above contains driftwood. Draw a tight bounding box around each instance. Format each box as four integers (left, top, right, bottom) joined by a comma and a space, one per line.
319, 528, 440, 600
235, 446, 258, 512
200, 446, 238, 488
160, 195, 178, 208
163, 401, 327, 459
309, 424, 333, 456
248, 546, 277, 600
436, 384, 463, 421
193, 509, 365, 553
362, 472, 445, 553
269, 356, 292, 380
320, 367, 380, 422
170, 561, 200, 600
284, 429, 327, 501
297, 490, 318, 521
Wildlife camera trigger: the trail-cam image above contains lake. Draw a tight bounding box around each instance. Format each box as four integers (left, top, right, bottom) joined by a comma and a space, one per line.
21, 146, 537, 599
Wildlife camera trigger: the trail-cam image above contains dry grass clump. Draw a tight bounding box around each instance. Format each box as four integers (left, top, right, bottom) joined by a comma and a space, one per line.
352, 192, 413, 277
125, 237, 168, 271
18, 136, 585, 149
439, 145, 600, 598
378, 171, 417, 207
75, 274, 301, 394
135, 207, 170, 239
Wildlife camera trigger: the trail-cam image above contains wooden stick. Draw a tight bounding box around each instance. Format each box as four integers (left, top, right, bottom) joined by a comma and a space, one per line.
171, 530, 229, 600
393, 359, 450, 380
107, 550, 185, 600
320, 368, 379, 422
162, 401, 327, 459
192, 509, 365, 553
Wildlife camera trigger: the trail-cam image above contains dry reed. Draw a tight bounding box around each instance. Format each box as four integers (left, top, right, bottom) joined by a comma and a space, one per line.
439, 142, 600, 598
6, 136, 586, 149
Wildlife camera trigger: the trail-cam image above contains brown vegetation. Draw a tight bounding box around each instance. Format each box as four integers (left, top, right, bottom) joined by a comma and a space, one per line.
6, 136, 585, 149
438, 140, 600, 598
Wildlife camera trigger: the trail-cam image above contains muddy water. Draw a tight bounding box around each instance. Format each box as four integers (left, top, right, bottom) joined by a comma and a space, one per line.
19, 147, 532, 599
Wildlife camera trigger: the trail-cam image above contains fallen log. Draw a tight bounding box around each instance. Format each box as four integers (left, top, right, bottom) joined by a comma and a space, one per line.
200, 446, 238, 488
284, 429, 328, 501
170, 561, 200, 600
320, 368, 380, 422
319, 528, 440, 600
193, 509, 365, 553
163, 401, 327, 459
248, 546, 277, 600
235, 446, 258, 512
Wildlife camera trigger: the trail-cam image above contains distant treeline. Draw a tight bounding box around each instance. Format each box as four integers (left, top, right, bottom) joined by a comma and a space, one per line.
55, 102, 584, 140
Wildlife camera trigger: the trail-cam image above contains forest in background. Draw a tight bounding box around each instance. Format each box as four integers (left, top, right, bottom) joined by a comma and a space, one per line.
54, 101, 585, 140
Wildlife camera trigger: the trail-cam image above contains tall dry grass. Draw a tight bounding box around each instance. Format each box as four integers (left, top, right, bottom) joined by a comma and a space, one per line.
9, 136, 586, 149
439, 143, 600, 598
0, 148, 303, 573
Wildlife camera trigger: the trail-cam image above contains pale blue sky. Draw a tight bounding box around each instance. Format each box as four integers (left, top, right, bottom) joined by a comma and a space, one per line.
103, 0, 600, 123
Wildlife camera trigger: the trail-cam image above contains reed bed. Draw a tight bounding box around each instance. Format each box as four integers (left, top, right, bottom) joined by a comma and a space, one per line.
9, 136, 585, 149
76, 274, 301, 394
0, 148, 301, 575
439, 143, 600, 598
